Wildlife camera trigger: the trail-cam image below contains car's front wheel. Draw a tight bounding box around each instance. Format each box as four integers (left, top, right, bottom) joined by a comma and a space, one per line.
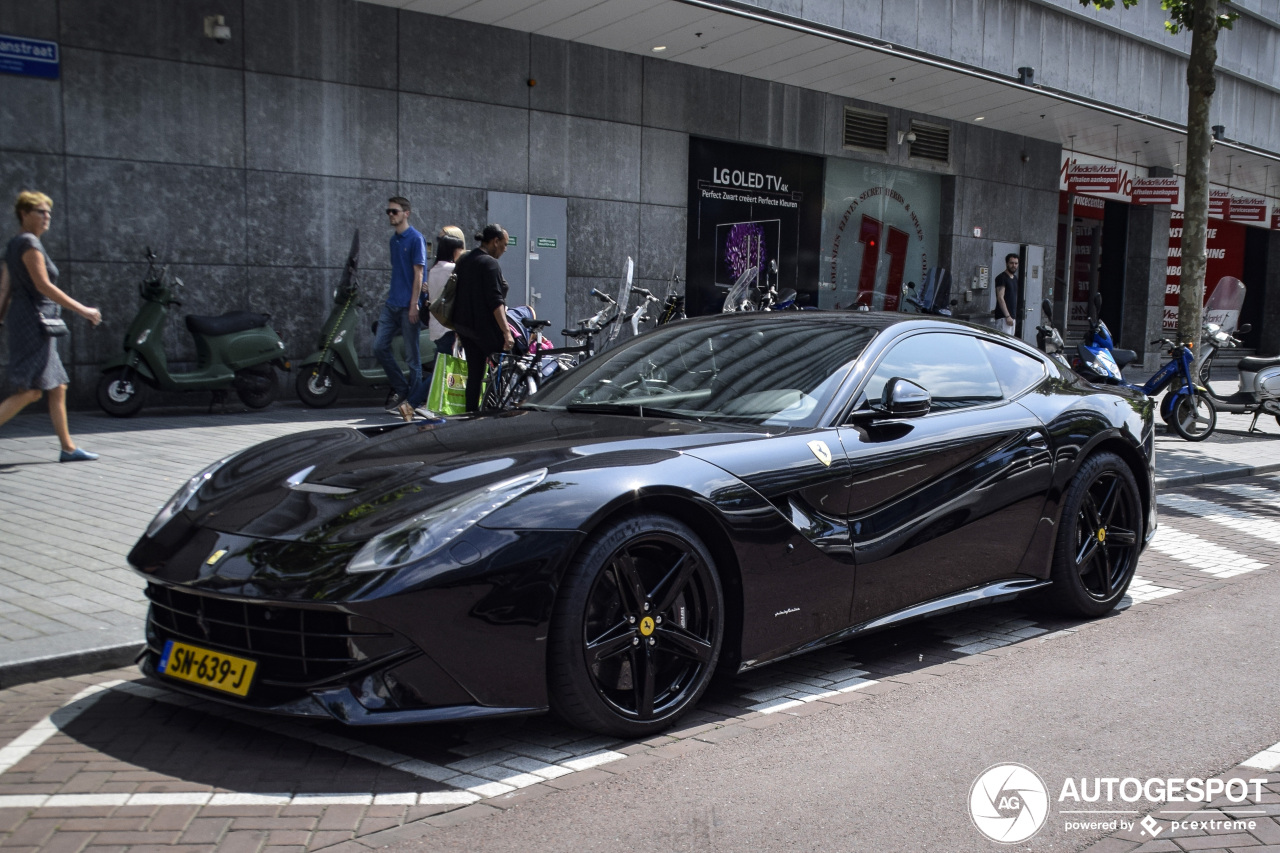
549, 513, 724, 737
1047, 451, 1142, 617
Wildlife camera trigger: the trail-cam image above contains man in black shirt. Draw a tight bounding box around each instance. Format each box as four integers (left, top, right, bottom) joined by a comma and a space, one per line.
453, 224, 515, 411
992, 253, 1019, 335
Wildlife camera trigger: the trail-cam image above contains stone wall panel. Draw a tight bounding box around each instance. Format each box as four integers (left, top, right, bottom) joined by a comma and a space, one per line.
59, 0, 244, 67
244, 0, 397, 89
245, 74, 397, 178
529, 112, 641, 202
399, 12, 529, 109
66, 158, 245, 265
62, 49, 244, 168
566, 198, 639, 278
245, 171, 397, 272
398, 93, 529, 192
529, 36, 642, 124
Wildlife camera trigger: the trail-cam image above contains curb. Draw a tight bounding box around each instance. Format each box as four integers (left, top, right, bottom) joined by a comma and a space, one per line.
1155, 461, 1280, 490
0, 641, 143, 690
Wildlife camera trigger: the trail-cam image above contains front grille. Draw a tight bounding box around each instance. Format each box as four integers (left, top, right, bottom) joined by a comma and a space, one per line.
145, 585, 402, 697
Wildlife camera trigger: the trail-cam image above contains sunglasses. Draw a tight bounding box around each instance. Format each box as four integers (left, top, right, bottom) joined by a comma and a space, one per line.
386, 208, 404, 216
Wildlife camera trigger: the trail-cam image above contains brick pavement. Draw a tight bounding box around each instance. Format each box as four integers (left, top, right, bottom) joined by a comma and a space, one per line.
0, 475, 1278, 851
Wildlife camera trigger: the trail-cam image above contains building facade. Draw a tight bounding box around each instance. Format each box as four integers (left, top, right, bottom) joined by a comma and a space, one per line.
2, 0, 1279, 405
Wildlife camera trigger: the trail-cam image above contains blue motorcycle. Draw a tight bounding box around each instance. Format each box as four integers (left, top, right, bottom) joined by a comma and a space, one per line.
1071, 294, 1216, 441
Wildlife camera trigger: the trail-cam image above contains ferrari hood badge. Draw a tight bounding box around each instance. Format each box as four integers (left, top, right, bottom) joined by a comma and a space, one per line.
206, 549, 227, 566
807, 440, 833, 467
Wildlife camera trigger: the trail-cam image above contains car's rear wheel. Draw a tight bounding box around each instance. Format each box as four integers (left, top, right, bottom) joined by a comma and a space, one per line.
549, 513, 723, 737
1047, 452, 1141, 617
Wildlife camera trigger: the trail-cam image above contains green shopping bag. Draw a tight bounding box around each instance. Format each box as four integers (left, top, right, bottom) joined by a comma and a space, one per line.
425, 351, 481, 415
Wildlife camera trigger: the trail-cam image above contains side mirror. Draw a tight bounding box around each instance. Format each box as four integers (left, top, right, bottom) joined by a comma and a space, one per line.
1238, 324, 1252, 334
1041, 298, 1054, 325
873, 377, 931, 418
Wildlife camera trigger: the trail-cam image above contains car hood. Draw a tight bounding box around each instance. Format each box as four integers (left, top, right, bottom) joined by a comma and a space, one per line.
189, 409, 773, 543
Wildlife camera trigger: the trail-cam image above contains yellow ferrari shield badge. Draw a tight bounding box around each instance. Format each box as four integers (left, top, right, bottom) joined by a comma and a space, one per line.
639, 616, 655, 636
807, 440, 833, 467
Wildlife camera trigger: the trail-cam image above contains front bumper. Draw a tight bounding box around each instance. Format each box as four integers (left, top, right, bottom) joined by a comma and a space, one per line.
137, 527, 583, 723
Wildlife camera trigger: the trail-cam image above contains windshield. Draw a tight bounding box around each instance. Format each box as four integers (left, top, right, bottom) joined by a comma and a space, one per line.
1204, 276, 1245, 330
524, 316, 877, 427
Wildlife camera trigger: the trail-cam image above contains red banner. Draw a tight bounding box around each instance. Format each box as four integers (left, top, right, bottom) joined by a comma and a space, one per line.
1130, 177, 1179, 206
1208, 189, 1231, 218
1067, 164, 1122, 194
1228, 194, 1267, 223
1164, 212, 1246, 330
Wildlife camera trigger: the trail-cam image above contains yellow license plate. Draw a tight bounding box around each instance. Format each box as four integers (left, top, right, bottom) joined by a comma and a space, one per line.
158, 639, 257, 697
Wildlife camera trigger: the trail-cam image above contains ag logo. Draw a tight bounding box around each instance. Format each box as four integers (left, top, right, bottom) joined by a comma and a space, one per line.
969, 763, 1049, 844
806, 440, 832, 467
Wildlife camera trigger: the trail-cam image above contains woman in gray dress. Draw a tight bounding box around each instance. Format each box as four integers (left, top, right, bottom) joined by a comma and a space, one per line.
0, 191, 103, 461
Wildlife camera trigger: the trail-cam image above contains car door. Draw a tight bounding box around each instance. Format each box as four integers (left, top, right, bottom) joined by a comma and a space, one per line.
835, 331, 1054, 626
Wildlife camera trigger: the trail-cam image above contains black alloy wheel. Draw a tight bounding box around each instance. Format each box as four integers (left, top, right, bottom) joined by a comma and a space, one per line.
96, 368, 147, 417
1171, 392, 1216, 441
549, 514, 723, 737
1047, 451, 1142, 617
296, 365, 339, 408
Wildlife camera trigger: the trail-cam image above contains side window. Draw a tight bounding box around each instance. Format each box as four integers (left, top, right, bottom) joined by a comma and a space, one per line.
979, 339, 1048, 398
862, 333, 1003, 411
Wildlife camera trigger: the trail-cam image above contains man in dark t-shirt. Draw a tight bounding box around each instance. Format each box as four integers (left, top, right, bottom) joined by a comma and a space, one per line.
992, 253, 1019, 335
453, 224, 514, 412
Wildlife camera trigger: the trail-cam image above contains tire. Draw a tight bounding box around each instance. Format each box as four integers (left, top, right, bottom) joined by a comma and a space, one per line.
295, 365, 339, 408
1047, 451, 1142, 617
96, 368, 147, 417
1171, 392, 1216, 441
548, 513, 724, 737
1158, 392, 1177, 425
234, 364, 279, 409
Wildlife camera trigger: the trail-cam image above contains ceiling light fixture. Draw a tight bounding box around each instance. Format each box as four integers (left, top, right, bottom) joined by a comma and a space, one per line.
974, 116, 985, 121
652, 45, 667, 52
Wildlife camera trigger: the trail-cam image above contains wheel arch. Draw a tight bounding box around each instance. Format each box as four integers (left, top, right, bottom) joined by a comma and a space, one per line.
1077, 434, 1153, 535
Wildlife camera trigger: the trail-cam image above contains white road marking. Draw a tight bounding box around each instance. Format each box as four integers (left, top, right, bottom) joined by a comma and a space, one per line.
0, 681, 120, 775
1119, 576, 1180, 608
1242, 739, 1280, 771
1159, 493, 1280, 546
1148, 524, 1267, 578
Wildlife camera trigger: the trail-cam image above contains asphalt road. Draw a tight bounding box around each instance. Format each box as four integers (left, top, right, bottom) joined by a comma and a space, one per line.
403, 564, 1280, 853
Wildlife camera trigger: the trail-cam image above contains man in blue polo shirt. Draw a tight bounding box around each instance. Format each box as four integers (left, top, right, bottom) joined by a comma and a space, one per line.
374, 196, 426, 411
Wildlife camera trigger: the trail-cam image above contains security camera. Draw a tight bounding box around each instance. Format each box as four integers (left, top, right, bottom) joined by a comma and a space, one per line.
905, 130, 917, 143
204, 15, 231, 44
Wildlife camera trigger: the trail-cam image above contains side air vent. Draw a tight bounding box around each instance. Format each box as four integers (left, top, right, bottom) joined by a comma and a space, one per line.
843, 107, 889, 152
908, 121, 950, 162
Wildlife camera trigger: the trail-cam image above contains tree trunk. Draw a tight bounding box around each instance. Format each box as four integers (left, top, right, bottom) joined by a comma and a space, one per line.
1178, 0, 1220, 349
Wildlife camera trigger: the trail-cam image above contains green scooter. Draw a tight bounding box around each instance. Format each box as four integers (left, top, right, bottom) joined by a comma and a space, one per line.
96, 248, 290, 417
295, 230, 434, 408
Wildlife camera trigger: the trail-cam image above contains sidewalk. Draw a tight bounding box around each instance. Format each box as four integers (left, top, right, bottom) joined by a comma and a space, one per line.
0, 389, 1278, 687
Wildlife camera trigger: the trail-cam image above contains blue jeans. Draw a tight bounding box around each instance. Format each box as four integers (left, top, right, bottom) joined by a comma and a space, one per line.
372, 302, 421, 397
406, 332, 455, 409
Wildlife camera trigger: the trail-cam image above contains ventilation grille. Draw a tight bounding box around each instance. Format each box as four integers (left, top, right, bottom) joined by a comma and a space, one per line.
843, 107, 888, 151
908, 121, 950, 162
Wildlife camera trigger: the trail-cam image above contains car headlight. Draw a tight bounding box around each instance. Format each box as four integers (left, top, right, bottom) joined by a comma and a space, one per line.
346, 469, 547, 574
146, 454, 237, 538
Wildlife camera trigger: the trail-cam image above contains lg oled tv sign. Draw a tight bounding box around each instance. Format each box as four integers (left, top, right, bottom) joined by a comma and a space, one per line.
686, 138, 824, 315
